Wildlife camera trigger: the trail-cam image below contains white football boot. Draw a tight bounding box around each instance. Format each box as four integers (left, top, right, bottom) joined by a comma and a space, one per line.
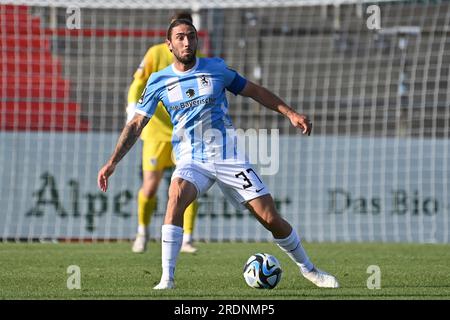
180, 242, 198, 253
153, 280, 175, 290
302, 267, 339, 288
132, 234, 147, 253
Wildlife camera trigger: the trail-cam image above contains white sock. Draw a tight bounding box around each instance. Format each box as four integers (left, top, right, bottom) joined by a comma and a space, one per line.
183, 233, 193, 244
274, 229, 314, 274
137, 225, 147, 236
160, 224, 183, 282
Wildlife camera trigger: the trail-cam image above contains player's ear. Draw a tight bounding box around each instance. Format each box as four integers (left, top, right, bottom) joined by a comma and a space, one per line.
166, 39, 173, 52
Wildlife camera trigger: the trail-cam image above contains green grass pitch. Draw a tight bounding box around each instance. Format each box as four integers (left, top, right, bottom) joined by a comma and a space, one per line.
1, 242, 450, 299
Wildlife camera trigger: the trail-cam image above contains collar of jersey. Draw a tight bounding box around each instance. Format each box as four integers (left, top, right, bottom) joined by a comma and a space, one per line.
171, 57, 199, 75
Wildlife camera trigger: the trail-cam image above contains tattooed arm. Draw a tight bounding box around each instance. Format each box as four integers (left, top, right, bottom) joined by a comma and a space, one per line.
97, 114, 149, 192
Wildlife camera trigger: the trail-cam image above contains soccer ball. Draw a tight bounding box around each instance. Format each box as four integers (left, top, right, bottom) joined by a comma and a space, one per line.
243, 253, 282, 289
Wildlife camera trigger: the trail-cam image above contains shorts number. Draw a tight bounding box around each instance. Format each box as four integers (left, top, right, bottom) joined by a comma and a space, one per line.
235, 171, 252, 189
235, 168, 262, 189
246, 168, 263, 183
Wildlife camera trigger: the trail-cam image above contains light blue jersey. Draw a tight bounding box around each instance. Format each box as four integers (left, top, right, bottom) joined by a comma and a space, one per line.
135, 57, 247, 162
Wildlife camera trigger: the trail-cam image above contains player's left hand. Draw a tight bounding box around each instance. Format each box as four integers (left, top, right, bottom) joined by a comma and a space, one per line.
289, 113, 312, 136
97, 162, 116, 192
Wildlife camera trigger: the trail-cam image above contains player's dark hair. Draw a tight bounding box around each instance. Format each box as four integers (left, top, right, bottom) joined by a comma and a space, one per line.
167, 19, 197, 40
170, 12, 193, 23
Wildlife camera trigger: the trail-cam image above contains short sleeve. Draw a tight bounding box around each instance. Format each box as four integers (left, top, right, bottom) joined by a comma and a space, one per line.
135, 75, 160, 118
222, 62, 247, 95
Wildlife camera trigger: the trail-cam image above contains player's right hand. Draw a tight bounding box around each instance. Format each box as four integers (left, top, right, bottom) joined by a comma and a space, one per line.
97, 162, 116, 192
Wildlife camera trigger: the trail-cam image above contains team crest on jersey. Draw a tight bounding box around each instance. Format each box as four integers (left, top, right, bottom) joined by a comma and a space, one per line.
186, 88, 195, 98
199, 75, 210, 88
196, 74, 213, 96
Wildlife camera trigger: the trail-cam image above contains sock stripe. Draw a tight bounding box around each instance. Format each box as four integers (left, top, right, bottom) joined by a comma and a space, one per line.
289, 241, 300, 253
275, 230, 313, 274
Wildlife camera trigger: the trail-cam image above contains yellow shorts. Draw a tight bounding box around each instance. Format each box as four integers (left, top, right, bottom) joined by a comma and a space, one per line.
142, 140, 175, 172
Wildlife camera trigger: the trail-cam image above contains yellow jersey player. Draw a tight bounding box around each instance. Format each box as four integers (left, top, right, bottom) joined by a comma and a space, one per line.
126, 12, 199, 254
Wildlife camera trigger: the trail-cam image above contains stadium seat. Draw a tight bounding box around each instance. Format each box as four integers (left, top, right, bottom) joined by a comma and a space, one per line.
0, 55, 62, 76
0, 35, 51, 52
0, 4, 89, 132
0, 101, 89, 131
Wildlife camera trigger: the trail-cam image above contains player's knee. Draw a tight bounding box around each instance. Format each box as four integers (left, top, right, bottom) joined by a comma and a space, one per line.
141, 171, 163, 197
141, 184, 158, 198
141, 176, 161, 197
167, 188, 181, 206
168, 181, 187, 206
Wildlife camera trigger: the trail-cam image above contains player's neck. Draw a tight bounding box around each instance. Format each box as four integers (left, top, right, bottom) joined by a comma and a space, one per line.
173, 58, 197, 72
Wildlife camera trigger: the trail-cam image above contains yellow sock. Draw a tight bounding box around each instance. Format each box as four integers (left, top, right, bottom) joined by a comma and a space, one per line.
137, 191, 157, 231
183, 200, 198, 236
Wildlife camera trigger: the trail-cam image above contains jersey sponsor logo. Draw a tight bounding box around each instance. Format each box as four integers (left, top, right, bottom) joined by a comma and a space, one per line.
169, 97, 216, 111
186, 88, 195, 98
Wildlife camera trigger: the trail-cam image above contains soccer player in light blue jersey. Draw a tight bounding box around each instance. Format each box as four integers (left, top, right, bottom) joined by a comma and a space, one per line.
98, 19, 339, 290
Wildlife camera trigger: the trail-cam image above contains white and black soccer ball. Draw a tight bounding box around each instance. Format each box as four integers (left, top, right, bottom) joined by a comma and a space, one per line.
243, 253, 282, 289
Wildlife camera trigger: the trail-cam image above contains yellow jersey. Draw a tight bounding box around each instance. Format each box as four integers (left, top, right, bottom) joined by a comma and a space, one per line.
127, 43, 174, 141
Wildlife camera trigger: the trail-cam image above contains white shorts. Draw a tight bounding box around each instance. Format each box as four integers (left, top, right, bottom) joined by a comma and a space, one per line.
172, 160, 270, 210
